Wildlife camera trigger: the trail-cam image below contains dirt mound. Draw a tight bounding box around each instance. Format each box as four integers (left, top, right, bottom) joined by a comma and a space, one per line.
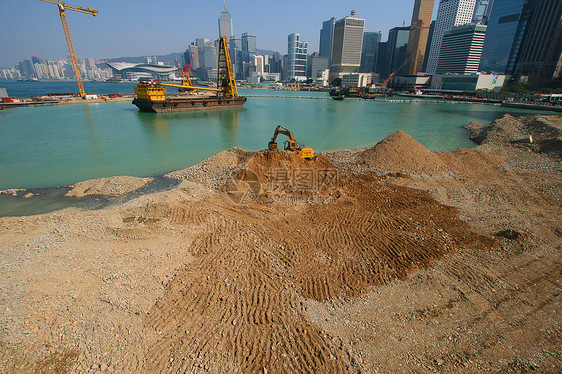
165, 147, 254, 190
65, 176, 153, 198
225, 150, 337, 204
466, 114, 562, 159
440, 148, 506, 177
141, 172, 496, 373
357, 130, 446, 174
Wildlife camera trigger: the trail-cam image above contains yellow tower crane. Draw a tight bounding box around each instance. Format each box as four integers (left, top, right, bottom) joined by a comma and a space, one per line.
40, 0, 98, 98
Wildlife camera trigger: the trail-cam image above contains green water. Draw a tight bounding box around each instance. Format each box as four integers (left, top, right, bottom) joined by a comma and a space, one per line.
0, 89, 540, 190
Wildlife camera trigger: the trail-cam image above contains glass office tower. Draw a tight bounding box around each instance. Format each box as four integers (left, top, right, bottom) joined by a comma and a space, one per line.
478, 0, 536, 73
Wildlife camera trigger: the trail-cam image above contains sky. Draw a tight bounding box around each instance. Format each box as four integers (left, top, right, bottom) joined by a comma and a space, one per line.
1, 0, 439, 68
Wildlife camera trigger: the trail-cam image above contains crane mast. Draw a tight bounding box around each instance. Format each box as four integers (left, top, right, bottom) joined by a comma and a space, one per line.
40, 0, 98, 98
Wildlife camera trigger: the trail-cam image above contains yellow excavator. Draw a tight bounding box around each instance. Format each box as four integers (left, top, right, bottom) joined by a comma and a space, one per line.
268, 125, 315, 159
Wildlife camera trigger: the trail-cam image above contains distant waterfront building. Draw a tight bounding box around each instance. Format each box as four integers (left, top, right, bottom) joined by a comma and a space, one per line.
513, 0, 562, 87
105, 62, 177, 81
360, 31, 382, 73
287, 33, 308, 82
430, 72, 506, 91
478, 0, 535, 74
387, 27, 410, 76
311, 56, 330, 80
405, 0, 435, 74
426, 0, 478, 74
331, 11, 365, 73
218, 2, 233, 41
437, 23, 487, 74
319, 17, 336, 63
334, 72, 373, 87
19, 59, 36, 79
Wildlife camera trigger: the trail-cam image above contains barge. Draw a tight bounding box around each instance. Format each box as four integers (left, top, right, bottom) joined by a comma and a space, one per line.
133, 88, 246, 113
132, 36, 246, 113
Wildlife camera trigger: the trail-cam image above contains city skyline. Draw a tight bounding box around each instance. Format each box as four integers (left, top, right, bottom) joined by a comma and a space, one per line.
1, 0, 439, 68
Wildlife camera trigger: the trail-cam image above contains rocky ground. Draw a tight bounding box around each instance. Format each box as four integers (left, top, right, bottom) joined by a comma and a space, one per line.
0, 114, 560, 373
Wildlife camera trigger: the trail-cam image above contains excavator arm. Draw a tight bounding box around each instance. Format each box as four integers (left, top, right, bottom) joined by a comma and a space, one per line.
268, 125, 298, 151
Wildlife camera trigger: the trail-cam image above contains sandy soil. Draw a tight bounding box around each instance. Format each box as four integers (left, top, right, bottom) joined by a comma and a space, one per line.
0, 114, 560, 373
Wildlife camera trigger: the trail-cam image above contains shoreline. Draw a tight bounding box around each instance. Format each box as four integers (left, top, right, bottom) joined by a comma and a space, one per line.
0, 113, 560, 372
1, 84, 560, 111
1, 113, 560, 216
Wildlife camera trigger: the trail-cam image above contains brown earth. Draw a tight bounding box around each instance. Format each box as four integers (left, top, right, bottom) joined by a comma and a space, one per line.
64, 176, 154, 198
0, 114, 560, 373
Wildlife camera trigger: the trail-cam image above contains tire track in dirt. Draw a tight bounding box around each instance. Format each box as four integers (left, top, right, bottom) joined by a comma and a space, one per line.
137, 157, 496, 373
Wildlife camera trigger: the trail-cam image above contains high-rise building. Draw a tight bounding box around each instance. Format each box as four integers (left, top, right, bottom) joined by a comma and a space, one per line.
422, 20, 437, 71
405, 0, 435, 74
472, 0, 494, 23
311, 55, 330, 80
218, 2, 233, 40
319, 17, 336, 62
478, 0, 535, 74
287, 33, 308, 81
426, 0, 478, 74
514, 0, 562, 87
437, 23, 487, 74
374, 42, 391, 78
331, 11, 365, 72
241, 32, 257, 53
360, 31, 382, 73
18, 59, 36, 79
388, 27, 410, 75
229, 37, 242, 79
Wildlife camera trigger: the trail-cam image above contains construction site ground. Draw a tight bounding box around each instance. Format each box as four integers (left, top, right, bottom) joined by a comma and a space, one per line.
0, 114, 560, 373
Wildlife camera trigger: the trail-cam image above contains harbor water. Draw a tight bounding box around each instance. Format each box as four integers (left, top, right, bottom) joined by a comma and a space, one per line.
0, 82, 542, 192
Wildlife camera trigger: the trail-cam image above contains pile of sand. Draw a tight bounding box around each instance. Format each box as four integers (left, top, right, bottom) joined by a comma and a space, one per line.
440, 148, 506, 176
65, 176, 153, 198
466, 114, 562, 159
238, 150, 334, 184
225, 150, 337, 204
357, 130, 446, 174
165, 147, 254, 190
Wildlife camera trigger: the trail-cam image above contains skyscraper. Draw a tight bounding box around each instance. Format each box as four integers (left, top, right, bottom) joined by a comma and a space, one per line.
229, 37, 242, 79
437, 23, 487, 74
331, 11, 365, 72
319, 17, 336, 62
388, 27, 411, 75
241, 33, 257, 53
374, 42, 391, 78
426, 0, 478, 74
422, 21, 436, 71
218, 2, 233, 40
405, 0, 435, 74
478, 0, 534, 74
360, 31, 382, 73
287, 33, 308, 81
514, 0, 562, 87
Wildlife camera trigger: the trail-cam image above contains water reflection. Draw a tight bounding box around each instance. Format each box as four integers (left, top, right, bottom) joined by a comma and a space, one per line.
81, 103, 100, 151
134, 108, 243, 148
215, 109, 242, 147
136, 111, 171, 137
436, 107, 533, 123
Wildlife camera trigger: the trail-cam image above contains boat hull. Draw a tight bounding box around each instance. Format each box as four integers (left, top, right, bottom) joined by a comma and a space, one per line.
133, 96, 247, 113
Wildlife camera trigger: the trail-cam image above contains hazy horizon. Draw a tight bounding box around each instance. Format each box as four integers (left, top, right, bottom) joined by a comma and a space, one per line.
1, 0, 438, 68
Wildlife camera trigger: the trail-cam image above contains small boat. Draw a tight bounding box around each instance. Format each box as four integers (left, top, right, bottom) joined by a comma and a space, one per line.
332, 94, 345, 101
